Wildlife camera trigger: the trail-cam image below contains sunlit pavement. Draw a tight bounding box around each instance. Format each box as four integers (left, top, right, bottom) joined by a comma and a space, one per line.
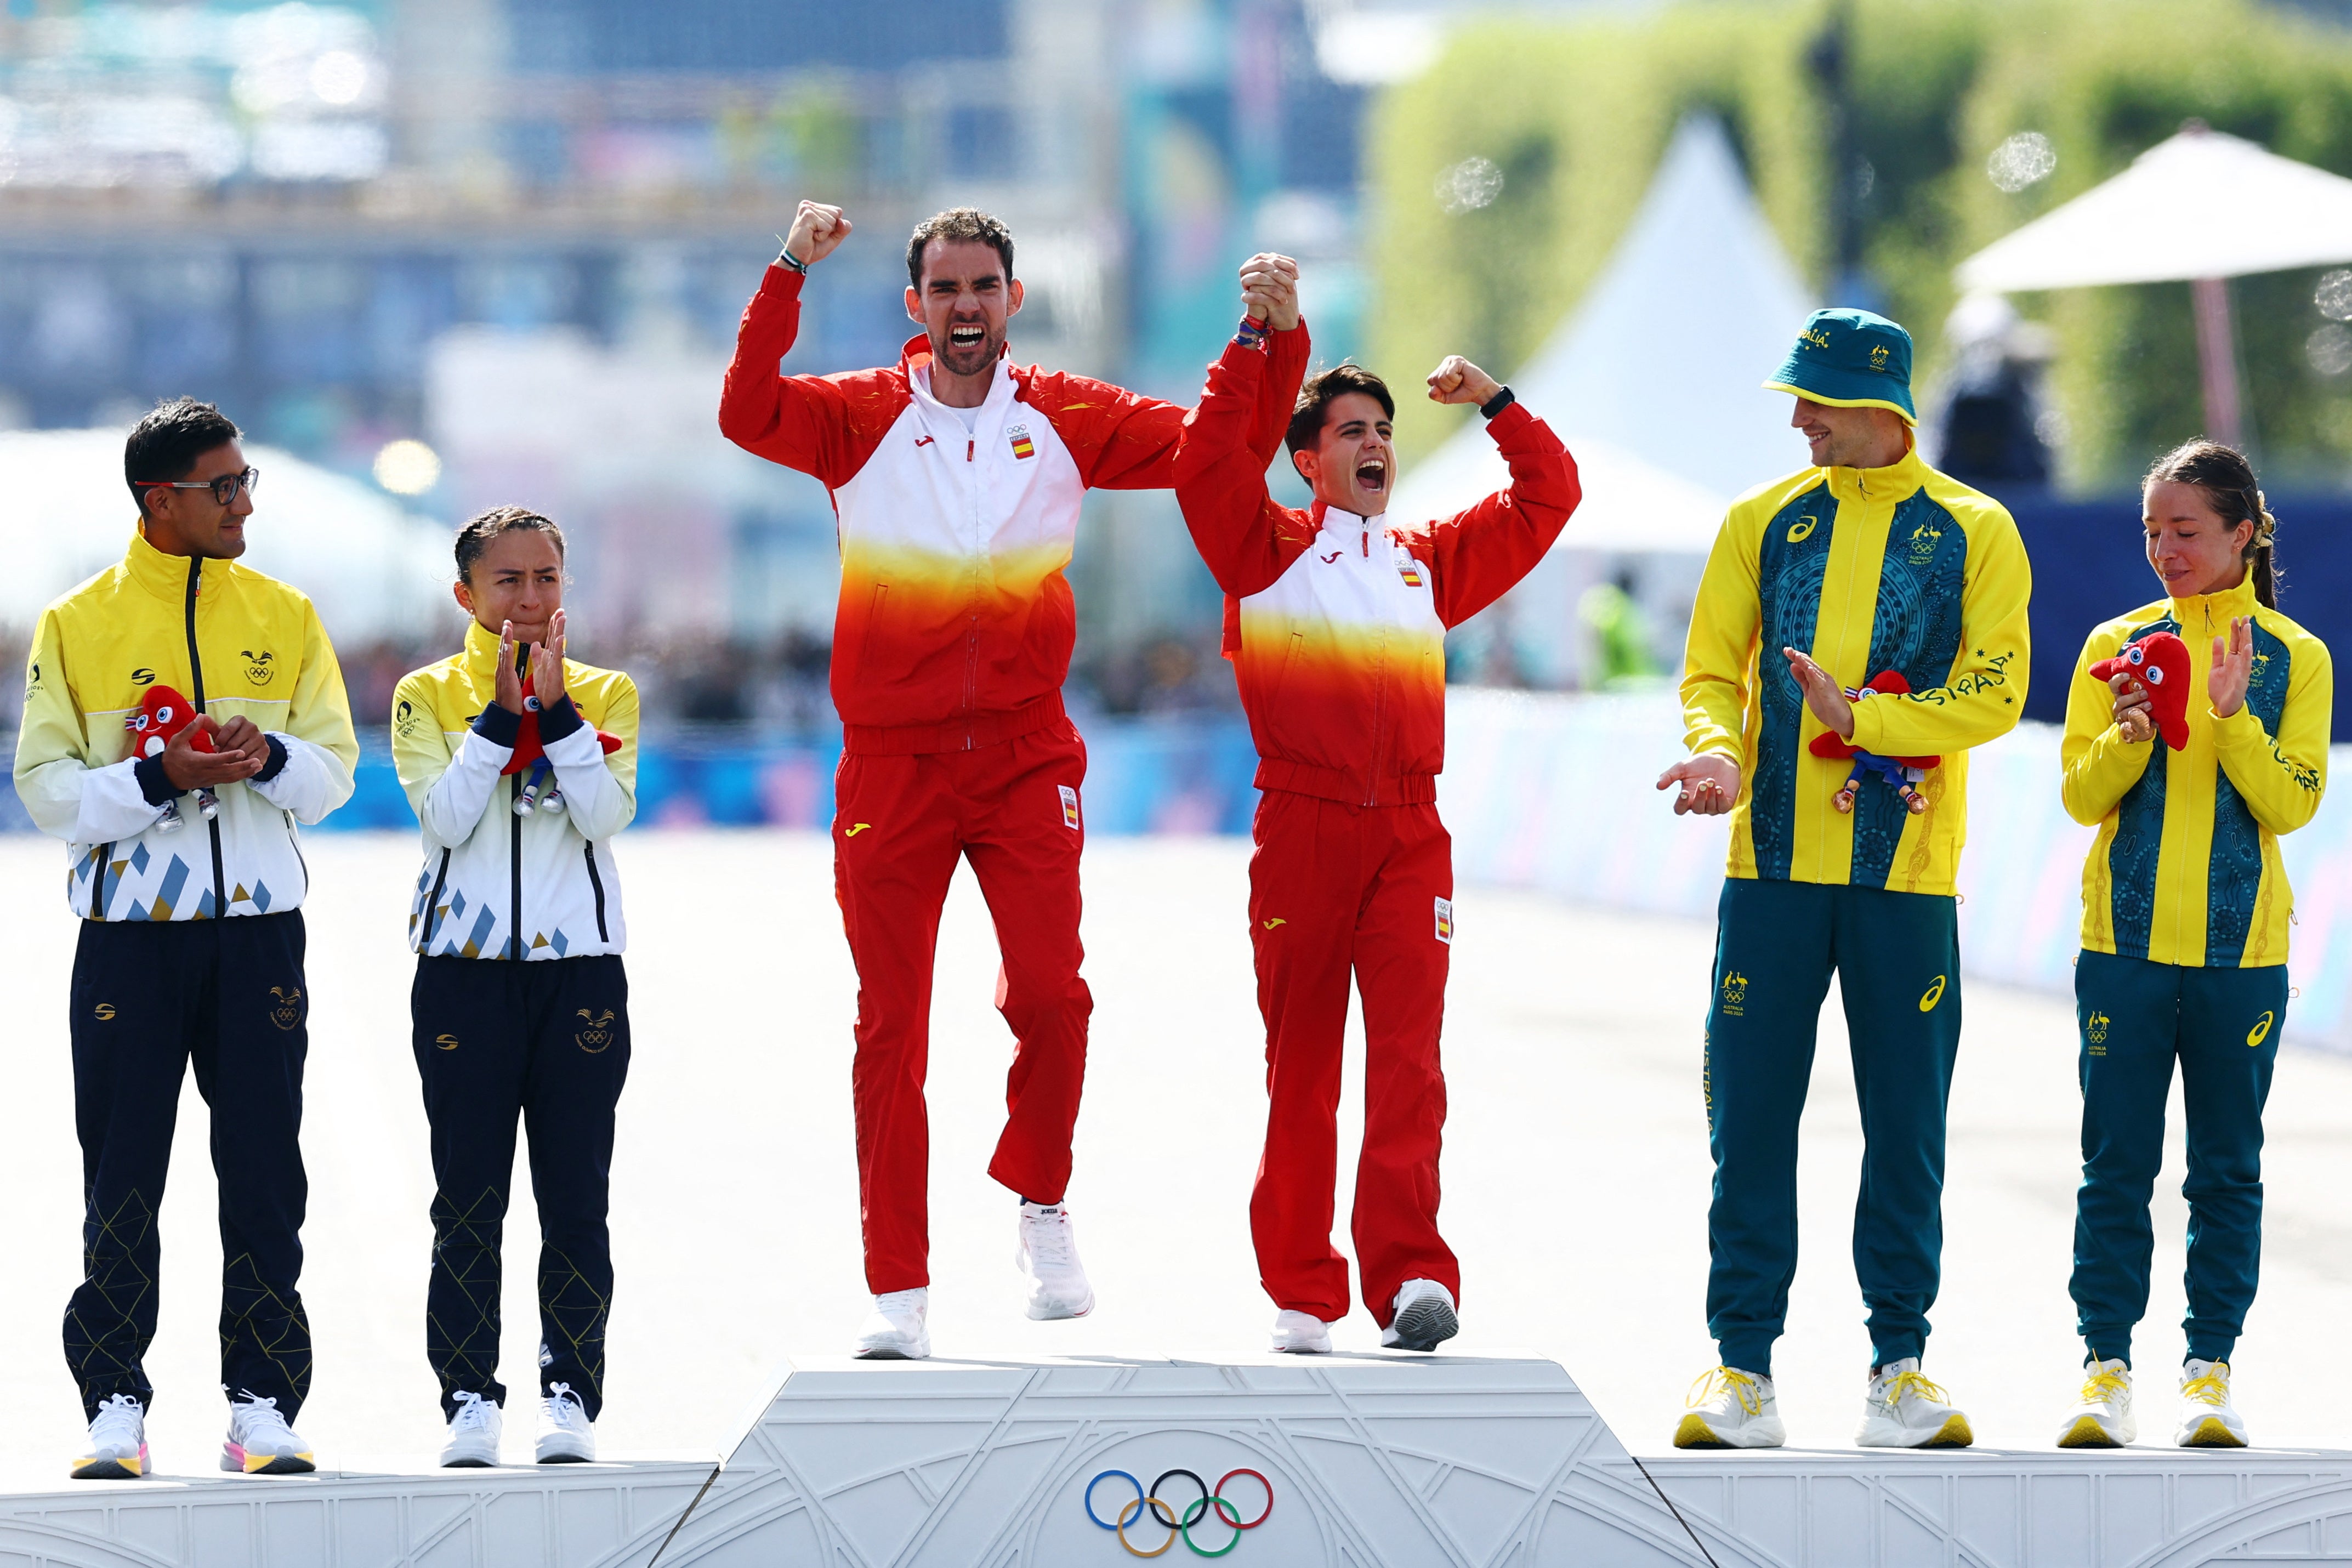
1, 827, 2348, 1484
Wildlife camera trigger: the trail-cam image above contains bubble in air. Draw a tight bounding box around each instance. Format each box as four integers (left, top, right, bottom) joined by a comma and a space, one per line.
1987, 132, 2056, 193
2316, 270, 2352, 321
373, 439, 442, 495
2307, 325, 2352, 378
1434, 156, 1503, 215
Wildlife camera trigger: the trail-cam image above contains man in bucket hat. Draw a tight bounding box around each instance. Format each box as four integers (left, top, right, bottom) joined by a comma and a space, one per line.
1656, 309, 2032, 1450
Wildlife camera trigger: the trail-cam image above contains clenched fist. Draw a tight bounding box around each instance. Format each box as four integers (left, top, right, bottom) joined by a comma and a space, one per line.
782, 200, 852, 268
1239, 253, 1300, 331
1426, 354, 1503, 408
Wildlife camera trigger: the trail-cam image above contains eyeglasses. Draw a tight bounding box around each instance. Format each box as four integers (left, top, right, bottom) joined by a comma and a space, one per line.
134, 467, 260, 506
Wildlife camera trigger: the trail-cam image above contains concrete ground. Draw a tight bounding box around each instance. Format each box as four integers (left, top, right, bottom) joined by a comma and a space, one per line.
0, 828, 2348, 1485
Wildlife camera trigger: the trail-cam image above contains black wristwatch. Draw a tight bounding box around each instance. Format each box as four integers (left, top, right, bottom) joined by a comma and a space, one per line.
1479, 385, 1516, 419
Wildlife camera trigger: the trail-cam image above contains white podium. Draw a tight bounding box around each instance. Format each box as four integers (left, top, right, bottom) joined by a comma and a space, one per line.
11, 1359, 2352, 1565
660, 1353, 1704, 1566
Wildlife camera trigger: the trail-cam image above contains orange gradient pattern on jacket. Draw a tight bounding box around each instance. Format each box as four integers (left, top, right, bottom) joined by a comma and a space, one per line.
1235, 609, 1447, 780
834, 540, 1078, 726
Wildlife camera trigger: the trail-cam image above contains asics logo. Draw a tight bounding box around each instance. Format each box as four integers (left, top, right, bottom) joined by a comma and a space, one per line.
1085, 1467, 1272, 1556
2248, 1010, 2275, 1047
1787, 516, 1816, 543
1919, 975, 1947, 1012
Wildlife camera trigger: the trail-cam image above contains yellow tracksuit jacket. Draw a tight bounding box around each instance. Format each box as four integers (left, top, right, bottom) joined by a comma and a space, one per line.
1681, 445, 2032, 895
2063, 576, 2331, 967
393, 619, 640, 961
14, 530, 357, 919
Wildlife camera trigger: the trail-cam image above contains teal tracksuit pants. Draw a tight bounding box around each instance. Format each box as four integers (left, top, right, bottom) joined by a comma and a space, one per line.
2071, 949, 2282, 1368
1703, 877, 1961, 1377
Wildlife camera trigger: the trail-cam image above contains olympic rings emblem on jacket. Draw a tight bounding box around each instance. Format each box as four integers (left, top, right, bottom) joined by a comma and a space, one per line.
1084, 1468, 1274, 1557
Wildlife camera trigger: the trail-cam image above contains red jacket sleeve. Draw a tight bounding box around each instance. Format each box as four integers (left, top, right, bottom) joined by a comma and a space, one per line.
1409, 402, 1581, 628
1024, 317, 1309, 490
1173, 327, 1316, 600
717, 264, 904, 486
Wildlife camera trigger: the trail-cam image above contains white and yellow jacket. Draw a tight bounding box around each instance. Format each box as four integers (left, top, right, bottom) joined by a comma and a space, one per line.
393, 620, 639, 961
14, 531, 357, 921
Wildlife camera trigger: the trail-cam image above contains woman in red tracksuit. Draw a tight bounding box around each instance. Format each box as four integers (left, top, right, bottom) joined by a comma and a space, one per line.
1172, 261, 1580, 1353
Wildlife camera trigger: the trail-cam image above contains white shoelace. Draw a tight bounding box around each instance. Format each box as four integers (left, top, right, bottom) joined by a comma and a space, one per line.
544, 1383, 587, 1429
232, 1393, 297, 1446
450, 1391, 496, 1432
1025, 1209, 1076, 1271
90, 1394, 143, 1447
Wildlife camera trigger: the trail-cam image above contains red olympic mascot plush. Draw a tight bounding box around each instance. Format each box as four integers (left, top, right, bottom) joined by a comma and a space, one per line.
1807, 671, 1941, 815
2087, 630, 2192, 751
501, 698, 623, 815
123, 685, 219, 830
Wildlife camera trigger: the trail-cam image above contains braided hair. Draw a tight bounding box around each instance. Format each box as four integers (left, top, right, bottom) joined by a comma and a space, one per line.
2143, 440, 2280, 608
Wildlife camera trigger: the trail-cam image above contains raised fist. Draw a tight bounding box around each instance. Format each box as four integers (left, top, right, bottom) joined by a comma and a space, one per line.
1239, 252, 1300, 331
783, 200, 852, 268
1425, 355, 1503, 407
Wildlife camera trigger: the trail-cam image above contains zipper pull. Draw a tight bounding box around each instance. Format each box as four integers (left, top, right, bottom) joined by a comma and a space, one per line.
1361, 527, 1369, 558
967, 439, 975, 462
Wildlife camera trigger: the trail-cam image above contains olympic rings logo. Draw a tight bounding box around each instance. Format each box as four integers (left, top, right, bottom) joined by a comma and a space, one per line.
1084, 1468, 1274, 1558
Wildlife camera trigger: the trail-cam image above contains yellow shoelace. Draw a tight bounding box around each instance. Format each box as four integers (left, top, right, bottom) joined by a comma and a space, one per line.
1880, 1369, 1950, 1407
1686, 1366, 1766, 1416
2181, 1365, 2232, 1407
2077, 1366, 2129, 1404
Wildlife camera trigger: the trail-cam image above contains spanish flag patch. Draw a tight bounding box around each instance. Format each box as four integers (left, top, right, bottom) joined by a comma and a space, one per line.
1397, 550, 1425, 589
1008, 424, 1036, 460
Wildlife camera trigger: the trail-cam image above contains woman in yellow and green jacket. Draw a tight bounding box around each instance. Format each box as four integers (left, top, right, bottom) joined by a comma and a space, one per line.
2054, 441, 2330, 1453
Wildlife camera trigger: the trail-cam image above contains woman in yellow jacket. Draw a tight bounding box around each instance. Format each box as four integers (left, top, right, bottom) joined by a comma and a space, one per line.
2055, 441, 2330, 1451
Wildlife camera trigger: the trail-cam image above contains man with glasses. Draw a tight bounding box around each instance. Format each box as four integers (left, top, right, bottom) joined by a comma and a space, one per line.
15, 397, 357, 1480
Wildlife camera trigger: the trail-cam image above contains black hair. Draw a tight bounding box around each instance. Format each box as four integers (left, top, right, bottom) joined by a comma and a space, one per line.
455, 505, 567, 587
124, 397, 239, 515
1286, 364, 1396, 456
2144, 439, 2281, 608
906, 207, 1015, 290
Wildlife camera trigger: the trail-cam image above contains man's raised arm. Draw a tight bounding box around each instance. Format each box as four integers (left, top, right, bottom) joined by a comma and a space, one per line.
1416, 355, 1581, 628
717, 200, 895, 486
1172, 255, 1312, 598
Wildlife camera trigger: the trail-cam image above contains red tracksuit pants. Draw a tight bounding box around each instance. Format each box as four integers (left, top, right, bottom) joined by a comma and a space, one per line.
834, 725, 1092, 1293
1248, 789, 1459, 1326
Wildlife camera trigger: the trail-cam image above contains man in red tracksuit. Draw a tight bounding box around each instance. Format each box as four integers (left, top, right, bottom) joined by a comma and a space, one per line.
1174, 262, 1579, 1353
718, 200, 1305, 1359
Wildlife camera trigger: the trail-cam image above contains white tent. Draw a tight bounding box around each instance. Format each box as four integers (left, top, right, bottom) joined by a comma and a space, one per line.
1387, 114, 1817, 548
1958, 125, 2352, 291
10, 428, 454, 643
1955, 123, 2352, 446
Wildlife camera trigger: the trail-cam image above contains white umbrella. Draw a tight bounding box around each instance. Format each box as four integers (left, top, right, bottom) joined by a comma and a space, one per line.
1956, 122, 2352, 445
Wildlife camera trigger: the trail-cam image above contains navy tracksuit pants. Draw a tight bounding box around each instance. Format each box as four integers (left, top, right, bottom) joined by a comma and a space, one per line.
411, 954, 629, 1421
2071, 949, 2282, 1368
66, 913, 314, 1421
1702, 877, 1962, 1377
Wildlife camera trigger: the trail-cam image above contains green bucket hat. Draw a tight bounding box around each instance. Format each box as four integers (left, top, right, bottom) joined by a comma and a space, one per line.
1763, 308, 1916, 423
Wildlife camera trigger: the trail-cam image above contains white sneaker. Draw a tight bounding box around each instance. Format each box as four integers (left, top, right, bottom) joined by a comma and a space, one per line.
2178, 1359, 2249, 1447
440, 1390, 503, 1468
2056, 1359, 2135, 1447
1380, 1280, 1458, 1352
1856, 1357, 1973, 1448
855, 1288, 932, 1360
1675, 1366, 1785, 1448
221, 1391, 315, 1475
536, 1383, 595, 1463
73, 1393, 149, 1480
1270, 1309, 1334, 1354
1015, 1202, 1095, 1320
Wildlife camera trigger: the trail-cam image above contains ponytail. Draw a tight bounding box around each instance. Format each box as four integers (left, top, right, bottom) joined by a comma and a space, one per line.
2144, 439, 2280, 609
